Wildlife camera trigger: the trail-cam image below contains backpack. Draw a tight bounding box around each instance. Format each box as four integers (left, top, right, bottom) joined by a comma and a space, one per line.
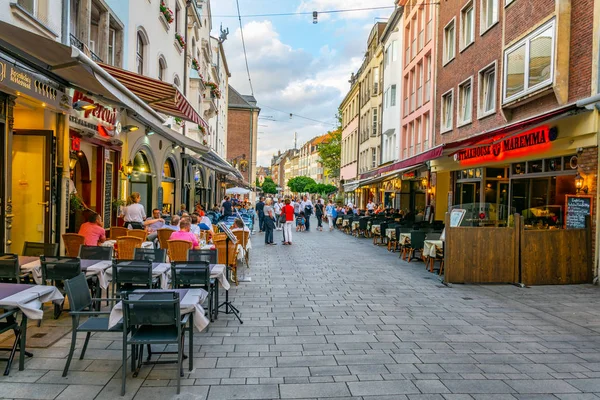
304, 204, 313, 215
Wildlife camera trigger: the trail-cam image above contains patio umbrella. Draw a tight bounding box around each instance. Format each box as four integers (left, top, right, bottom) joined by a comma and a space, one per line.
226, 187, 250, 195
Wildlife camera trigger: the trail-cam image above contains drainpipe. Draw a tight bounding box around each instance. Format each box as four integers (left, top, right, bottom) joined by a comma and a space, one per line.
61, 0, 70, 45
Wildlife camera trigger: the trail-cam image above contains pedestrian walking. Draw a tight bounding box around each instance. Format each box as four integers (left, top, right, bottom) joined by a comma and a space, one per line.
301, 195, 313, 231
293, 197, 300, 216
263, 198, 276, 245
274, 198, 283, 231
326, 200, 337, 231
315, 200, 324, 231
256, 196, 265, 233
282, 198, 295, 245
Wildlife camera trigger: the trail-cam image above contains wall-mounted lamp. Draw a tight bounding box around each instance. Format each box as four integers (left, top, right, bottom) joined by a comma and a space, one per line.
146, 130, 155, 136
73, 100, 97, 111
125, 160, 134, 176
122, 125, 139, 133
575, 172, 588, 194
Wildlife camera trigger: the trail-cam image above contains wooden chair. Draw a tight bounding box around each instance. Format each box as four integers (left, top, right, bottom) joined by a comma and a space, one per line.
116, 237, 143, 260
127, 229, 147, 241
157, 228, 175, 249
167, 240, 192, 262
62, 234, 85, 257
213, 235, 238, 286
110, 227, 128, 239
233, 230, 250, 267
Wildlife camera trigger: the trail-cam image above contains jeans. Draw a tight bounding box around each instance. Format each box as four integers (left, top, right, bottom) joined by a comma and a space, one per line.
275, 214, 282, 230
316, 214, 323, 228
264, 225, 274, 244
258, 212, 265, 231
305, 214, 311, 231
283, 221, 293, 243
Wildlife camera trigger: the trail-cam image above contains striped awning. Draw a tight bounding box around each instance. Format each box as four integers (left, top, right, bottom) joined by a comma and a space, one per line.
99, 63, 208, 128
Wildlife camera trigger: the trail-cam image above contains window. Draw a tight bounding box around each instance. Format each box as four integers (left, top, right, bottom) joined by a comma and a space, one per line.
443, 19, 456, 64
460, 2, 475, 49
136, 31, 145, 74
371, 148, 377, 168
175, 2, 181, 33
423, 113, 430, 149
108, 29, 116, 65
385, 48, 390, 66
441, 90, 454, 133
373, 67, 379, 94
372, 108, 378, 136
478, 63, 496, 116
503, 20, 555, 103
390, 85, 397, 107
158, 57, 167, 81
174, 75, 181, 87
392, 40, 398, 62
457, 78, 473, 125
481, 0, 498, 33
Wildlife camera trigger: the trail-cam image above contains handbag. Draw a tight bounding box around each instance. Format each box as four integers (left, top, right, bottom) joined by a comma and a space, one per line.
279, 213, 287, 224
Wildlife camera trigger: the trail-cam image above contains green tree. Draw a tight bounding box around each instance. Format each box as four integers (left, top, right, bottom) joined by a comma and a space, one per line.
318, 115, 342, 178
321, 184, 338, 195
287, 176, 316, 193
255, 177, 261, 188
261, 177, 278, 194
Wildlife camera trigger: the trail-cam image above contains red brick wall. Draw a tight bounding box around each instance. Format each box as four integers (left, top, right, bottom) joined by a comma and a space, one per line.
504, 0, 554, 44
227, 109, 251, 182
578, 146, 598, 264
567, 0, 594, 102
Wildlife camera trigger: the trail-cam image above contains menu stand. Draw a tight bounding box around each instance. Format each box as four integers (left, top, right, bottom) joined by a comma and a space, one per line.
217, 223, 243, 324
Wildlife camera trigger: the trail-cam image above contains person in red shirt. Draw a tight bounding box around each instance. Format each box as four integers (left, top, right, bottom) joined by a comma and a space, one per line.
282, 198, 295, 245
78, 213, 107, 246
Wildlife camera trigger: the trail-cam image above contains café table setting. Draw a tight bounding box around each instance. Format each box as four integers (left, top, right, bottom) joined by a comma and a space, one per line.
19, 257, 112, 289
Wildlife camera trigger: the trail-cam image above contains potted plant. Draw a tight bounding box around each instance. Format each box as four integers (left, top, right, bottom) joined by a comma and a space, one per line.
112, 198, 125, 215
175, 32, 186, 48
192, 58, 200, 70
159, 1, 174, 24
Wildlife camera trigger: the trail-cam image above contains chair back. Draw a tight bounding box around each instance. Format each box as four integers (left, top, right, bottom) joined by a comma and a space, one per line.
134, 248, 167, 263
170, 262, 210, 289
62, 234, 85, 257
116, 237, 143, 260
410, 231, 426, 249
127, 229, 147, 241
112, 260, 153, 292
358, 218, 368, 229
167, 240, 193, 262
40, 256, 81, 282
64, 273, 93, 312
426, 232, 442, 240
122, 291, 180, 329
0, 254, 19, 282
110, 227, 128, 239
22, 242, 59, 257
156, 228, 174, 249
79, 245, 113, 260
233, 230, 249, 249
188, 249, 217, 264
213, 236, 236, 266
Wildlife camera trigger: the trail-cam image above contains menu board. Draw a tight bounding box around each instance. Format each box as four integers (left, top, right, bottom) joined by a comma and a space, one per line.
450, 209, 466, 227
565, 195, 592, 229
103, 162, 113, 229
217, 222, 238, 243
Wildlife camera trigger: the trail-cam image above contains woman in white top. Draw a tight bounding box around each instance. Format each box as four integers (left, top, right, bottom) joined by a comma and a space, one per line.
122, 192, 146, 229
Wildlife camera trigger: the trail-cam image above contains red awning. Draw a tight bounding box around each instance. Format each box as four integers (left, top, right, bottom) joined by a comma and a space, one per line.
99, 63, 208, 128
359, 145, 444, 180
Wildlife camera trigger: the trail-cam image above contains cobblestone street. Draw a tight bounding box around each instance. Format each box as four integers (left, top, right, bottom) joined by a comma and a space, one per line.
2, 224, 600, 399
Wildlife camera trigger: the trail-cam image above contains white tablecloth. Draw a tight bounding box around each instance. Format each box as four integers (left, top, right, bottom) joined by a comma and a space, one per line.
371, 224, 381, 235
108, 288, 210, 332
352, 221, 360, 230
21, 260, 113, 289
399, 232, 411, 245
0, 285, 63, 320
101, 240, 154, 249
424, 240, 444, 258
385, 228, 396, 240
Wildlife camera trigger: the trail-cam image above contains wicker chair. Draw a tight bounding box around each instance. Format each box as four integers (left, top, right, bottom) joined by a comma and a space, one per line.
213, 234, 238, 286
62, 234, 85, 257
167, 240, 192, 262
109, 227, 128, 239
157, 228, 175, 249
116, 236, 143, 260
127, 229, 147, 241
233, 230, 250, 267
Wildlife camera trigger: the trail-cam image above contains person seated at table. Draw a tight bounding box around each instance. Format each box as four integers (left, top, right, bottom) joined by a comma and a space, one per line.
169, 219, 200, 249
145, 208, 166, 245
164, 215, 180, 231
78, 213, 106, 246
176, 204, 187, 217
189, 214, 201, 235
231, 218, 250, 232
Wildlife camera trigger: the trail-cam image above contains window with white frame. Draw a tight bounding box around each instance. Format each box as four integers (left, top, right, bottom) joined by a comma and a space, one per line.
461, 2, 475, 49
457, 78, 473, 125
503, 20, 555, 103
478, 62, 496, 116
390, 85, 397, 106
443, 19, 456, 64
372, 107, 378, 135
441, 90, 454, 133
481, 0, 498, 33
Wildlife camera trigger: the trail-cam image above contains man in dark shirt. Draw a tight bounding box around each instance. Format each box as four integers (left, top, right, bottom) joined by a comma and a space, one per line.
222, 196, 233, 218
255, 196, 265, 233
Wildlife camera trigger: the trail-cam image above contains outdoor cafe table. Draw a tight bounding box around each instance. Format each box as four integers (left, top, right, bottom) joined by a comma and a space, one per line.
385, 228, 396, 240
424, 240, 444, 258
108, 288, 210, 332
19, 258, 112, 289
371, 224, 381, 235
351, 221, 360, 231
399, 232, 411, 245
0, 283, 63, 371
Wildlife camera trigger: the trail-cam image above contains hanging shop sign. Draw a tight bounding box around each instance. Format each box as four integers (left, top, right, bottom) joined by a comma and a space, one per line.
0, 52, 69, 110
454, 125, 557, 165
69, 89, 121, 138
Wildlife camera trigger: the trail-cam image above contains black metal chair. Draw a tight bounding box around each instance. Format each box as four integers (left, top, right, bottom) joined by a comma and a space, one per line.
22, 242, 59, 257
171, 261, 212, 320
188, 249, 217, 264
134, 248, 167, 263
406, 231, 426, 262
121, 291, 188, 395
426, 232, 442, 241
111, 260, 155, 298
0, 254, 20, 283
41, 256, 87, 318
79, 246, 113, 260
357, 218, 369, 237
62, 273, 121, 377
0, 308, 32, 375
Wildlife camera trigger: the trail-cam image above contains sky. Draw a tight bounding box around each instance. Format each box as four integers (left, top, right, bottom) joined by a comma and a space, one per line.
209, 0, 395, 167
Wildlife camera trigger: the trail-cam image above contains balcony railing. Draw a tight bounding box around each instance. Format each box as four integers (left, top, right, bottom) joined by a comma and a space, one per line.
70, 34, 83, 50
70, 34, 103, 63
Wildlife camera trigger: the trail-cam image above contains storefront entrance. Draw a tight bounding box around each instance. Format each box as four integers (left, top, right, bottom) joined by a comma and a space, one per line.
11, 130, 53, 253
131, 151, 153, 213
161, 158, 176, 215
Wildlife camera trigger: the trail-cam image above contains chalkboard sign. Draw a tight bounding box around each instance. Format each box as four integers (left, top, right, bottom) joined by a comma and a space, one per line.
103, 162, 113, 229
565, 195, 592, 229
157, 187, 164, 212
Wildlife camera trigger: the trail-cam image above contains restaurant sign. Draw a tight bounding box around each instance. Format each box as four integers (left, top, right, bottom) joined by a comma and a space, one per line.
69, 89, 121, 138
454, 125, 557, 165
0, 53, 69, 110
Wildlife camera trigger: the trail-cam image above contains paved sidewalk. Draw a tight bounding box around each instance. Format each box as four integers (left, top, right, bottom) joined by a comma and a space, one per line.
2, 222, 600, 399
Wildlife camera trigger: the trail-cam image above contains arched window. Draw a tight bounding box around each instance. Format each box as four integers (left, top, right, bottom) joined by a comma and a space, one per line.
136, 31, 145, 74
174, 75, 181, 88
158, 57, 167, 81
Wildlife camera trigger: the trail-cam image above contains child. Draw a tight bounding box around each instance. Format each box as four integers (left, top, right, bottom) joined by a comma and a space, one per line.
296, 211, 306, 232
